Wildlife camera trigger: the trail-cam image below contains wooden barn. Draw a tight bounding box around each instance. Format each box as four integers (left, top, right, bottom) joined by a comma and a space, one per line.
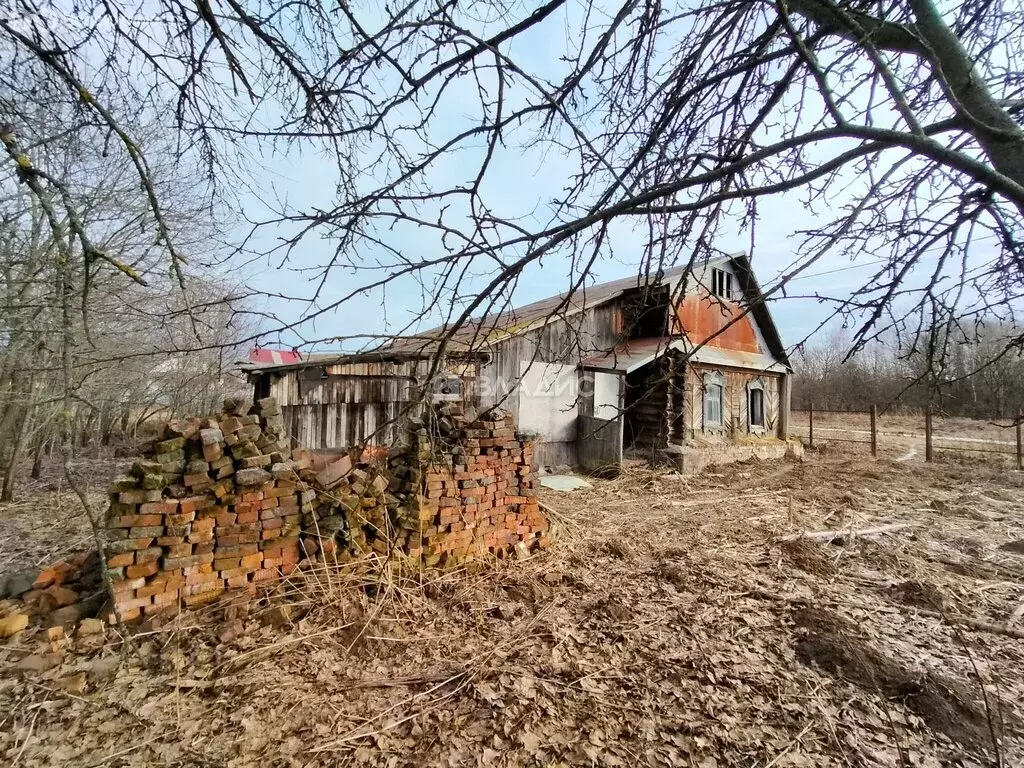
240, 253, 794, 470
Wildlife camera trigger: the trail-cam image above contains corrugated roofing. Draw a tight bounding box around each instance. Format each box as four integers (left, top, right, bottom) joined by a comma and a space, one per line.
381, 258, 734, 355
248, 348, 304, 366
239, 350, 352, 373
237, 349, 486, 374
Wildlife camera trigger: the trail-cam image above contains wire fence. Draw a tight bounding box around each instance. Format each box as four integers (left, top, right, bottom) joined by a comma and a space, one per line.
790, 405, 1023, 468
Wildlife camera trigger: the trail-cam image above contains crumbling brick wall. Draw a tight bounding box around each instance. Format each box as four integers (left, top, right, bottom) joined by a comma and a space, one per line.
104, 399, 547, 622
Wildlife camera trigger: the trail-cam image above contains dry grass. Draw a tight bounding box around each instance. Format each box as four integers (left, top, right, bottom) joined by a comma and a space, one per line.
0, 458, 113, 574
791, 411, 1021, 465
1, 454, 1024, 766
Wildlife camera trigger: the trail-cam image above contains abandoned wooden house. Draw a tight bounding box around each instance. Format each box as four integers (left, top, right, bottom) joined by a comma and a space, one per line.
240, 253, 795, 471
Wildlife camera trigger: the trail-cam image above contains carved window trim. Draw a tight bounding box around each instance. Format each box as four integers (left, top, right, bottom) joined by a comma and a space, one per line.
702, 371, 725, 429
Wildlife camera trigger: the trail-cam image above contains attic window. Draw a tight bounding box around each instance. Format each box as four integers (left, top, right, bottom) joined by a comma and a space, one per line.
711, 268, 733, 300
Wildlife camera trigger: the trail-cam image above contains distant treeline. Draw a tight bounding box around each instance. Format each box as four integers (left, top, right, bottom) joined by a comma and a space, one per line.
791, 325, 1024, 418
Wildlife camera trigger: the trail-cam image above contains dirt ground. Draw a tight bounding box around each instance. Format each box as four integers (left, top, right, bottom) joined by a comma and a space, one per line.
2, 453, 1024, 767
0, 458, 111, 575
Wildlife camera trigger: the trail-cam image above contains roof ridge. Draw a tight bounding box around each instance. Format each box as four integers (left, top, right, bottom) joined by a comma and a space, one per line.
383, 254, 738, 351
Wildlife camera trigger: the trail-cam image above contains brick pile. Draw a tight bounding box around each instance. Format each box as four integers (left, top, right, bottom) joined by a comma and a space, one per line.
293, 452, 392, 563
104, 397, 307, 622
388, 407, 549, 566
95, 398, 548, 624
0, 551, 105, 632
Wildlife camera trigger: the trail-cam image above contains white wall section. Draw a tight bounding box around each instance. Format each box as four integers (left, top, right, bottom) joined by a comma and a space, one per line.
517, 361, 578, 442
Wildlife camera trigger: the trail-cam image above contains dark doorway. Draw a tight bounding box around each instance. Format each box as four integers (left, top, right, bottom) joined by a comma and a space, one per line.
623, 360, 666, 459
621, 286, 670, 339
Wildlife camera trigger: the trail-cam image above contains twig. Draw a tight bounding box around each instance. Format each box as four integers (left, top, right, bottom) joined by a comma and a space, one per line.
309, 671, 469, 752
761, 721, 815, 768
221, 621, 357, 669
779, 523, 918, 542
11, 704, 41, 768
86, 734, 164, 767
915, 610, 1024, 640
341, 672, 458, 689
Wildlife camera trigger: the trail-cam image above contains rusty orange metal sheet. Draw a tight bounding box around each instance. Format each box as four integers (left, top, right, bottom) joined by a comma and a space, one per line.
673, 295, 762, 354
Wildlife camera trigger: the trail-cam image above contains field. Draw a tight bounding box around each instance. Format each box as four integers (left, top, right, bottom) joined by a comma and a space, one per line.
1, 453, 1024, 766
791, 410, 1021, 464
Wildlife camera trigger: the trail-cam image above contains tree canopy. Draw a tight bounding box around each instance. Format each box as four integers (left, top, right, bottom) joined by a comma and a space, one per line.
1, 0, 1022, 369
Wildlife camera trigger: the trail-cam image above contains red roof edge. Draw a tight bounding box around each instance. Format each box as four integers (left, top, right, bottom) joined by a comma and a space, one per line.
248, 348, 304, 365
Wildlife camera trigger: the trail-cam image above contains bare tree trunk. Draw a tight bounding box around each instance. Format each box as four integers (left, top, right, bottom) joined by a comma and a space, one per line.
30, 431, 46, 480
100, 405, 115, 446
1, 403, 29, 501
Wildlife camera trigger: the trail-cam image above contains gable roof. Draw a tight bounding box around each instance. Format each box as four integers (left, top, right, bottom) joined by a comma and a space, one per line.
730, 254, 789, 367
381, 251, 788, 365
381, 255, 725, 353
240, 252, 789, 373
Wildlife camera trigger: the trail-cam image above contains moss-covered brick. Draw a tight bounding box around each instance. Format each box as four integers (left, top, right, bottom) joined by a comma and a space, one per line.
139, 474, 166, 490
108, 476, 138, 493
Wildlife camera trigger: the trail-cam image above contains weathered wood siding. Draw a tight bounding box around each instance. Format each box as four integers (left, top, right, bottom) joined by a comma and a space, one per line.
623, 359, 669, 459
279, 377, 415, 451
261, 359, 479, 451
479, 303, 624, 466
578, 414, 623, 472
479, 303, 623, 414
248, 275, 791, 465
682, 364, 782, 439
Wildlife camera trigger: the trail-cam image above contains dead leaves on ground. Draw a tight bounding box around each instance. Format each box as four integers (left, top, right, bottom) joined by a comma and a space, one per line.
0, 455, 1023, 766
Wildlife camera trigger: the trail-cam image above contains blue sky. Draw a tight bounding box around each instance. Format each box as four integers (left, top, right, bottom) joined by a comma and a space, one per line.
13, 0, 1007, 360
234, 138, 895, 355
212, 1, 970, 357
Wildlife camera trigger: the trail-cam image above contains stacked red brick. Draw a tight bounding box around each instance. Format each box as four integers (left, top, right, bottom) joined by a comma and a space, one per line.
0, 552, 105, 629
389, 407, 549, 565
103, 401, 551, 622
105, 398, 306, 621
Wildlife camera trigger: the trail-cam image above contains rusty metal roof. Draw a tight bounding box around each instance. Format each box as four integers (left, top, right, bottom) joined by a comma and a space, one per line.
381, 257, 738, 355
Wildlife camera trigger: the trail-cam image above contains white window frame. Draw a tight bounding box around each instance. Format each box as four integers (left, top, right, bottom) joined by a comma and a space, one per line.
711, 268, 733, 300
702, 371, 725, 429
747, 378, 766, 432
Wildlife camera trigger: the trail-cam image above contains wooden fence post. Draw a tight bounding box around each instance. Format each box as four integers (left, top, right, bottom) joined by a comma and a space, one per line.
1016, 409, 1022, 471
925, 407, 933, 463
870, 405, 877, 458
809, 402, 814, 448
